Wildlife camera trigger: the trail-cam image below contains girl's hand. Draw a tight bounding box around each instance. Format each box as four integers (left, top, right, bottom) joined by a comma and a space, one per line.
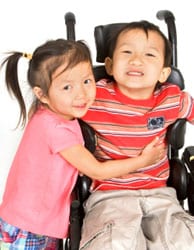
140, 137, 166, 166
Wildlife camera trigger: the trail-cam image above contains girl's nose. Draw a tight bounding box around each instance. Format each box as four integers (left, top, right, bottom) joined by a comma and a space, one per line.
76, 85, 86, 99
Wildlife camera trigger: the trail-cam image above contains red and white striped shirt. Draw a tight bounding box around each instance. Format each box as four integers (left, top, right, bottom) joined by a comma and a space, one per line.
83, 79, 194, 191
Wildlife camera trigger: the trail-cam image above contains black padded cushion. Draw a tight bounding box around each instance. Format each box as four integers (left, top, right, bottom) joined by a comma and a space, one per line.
167, 158, 188, 200
166, 118, 186, 149
167, 66, 184, 90
94, 23, 127, 63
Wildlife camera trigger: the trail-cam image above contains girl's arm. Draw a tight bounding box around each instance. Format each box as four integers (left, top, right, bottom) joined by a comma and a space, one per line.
60, 137, 165, 180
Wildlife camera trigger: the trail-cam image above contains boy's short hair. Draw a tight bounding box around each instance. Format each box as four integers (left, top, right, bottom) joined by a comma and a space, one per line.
107, 20, 172, 67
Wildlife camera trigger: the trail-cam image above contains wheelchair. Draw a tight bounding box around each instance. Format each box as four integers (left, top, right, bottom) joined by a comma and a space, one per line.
63, 10, 194, 250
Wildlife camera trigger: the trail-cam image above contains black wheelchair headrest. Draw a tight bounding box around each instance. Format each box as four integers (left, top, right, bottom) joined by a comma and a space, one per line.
94, 24, 184, 90
94, 23, 127, 63
167, 66, 184, 90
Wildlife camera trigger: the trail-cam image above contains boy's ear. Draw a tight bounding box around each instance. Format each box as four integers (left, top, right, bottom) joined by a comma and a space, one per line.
105, 57, 113, 76
33, 86, 48, 104
159, 67, 171, 83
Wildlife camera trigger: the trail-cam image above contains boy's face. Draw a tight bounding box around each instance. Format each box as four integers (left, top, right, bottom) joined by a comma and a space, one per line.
105, 28, 171, 100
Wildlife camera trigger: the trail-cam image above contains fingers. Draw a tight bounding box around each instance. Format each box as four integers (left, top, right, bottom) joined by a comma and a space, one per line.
149, 136, 160, 147
144, 137, 159, 151
151, 141, 166, 163
146, 137, 163, 151
142, 137, 166, 164
156, 146, 166, 162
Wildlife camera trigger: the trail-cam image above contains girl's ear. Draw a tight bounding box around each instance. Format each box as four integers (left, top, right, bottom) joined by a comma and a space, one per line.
105, 57, 113, 76
159, 67, 171, 83
33, 87, 48, 105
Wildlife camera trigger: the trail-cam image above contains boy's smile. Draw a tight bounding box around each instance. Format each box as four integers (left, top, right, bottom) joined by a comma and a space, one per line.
105, 28, 171, 100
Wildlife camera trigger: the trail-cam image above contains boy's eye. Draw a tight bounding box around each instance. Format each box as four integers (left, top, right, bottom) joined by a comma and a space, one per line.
146, 53, 155, 57
123, 50, 132, 54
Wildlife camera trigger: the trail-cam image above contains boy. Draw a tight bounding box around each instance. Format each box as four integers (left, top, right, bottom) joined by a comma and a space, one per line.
80, 21, 194, 249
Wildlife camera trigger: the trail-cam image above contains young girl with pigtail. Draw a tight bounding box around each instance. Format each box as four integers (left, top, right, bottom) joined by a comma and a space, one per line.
0, 39, 164, 249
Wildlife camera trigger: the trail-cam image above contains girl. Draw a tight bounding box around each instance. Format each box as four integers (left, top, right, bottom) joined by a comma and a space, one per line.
0, 39, 164, 249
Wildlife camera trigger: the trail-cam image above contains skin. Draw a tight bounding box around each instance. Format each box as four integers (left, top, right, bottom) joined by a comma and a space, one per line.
105, 28, 171, 100
33, 61, 165, 180
34, 62, 96, 120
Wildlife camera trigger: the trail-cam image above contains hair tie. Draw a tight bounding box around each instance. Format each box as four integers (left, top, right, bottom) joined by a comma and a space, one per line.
23, 53, 33, 60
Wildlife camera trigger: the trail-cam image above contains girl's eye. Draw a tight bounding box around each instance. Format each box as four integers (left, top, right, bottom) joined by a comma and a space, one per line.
84, 79, 91, 84
63, 85, 72, 90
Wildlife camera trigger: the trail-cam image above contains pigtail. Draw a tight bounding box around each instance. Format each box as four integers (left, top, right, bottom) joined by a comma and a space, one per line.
1, 52, 27, 128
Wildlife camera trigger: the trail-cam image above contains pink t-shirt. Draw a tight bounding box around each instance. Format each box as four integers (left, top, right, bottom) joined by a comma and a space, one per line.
0, 107, 84, 238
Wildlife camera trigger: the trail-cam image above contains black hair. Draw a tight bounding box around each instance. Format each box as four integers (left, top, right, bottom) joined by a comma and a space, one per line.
1, 39, 92, 127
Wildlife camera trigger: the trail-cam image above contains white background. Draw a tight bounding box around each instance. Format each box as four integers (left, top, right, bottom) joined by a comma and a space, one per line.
0, 0, 194, 202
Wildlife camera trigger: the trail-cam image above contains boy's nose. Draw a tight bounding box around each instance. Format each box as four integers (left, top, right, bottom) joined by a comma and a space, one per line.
129, 54, 143, 65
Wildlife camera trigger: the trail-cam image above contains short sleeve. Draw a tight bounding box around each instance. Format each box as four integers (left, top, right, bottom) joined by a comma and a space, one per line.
45, 118, 84, 154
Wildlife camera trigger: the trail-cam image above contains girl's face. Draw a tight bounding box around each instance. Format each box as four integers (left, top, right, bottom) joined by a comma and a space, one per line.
105, 29, 171, 100
43, 61, 96, 120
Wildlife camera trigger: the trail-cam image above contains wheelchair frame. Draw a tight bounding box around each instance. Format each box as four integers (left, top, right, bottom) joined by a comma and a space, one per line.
63, 10, 194, 250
